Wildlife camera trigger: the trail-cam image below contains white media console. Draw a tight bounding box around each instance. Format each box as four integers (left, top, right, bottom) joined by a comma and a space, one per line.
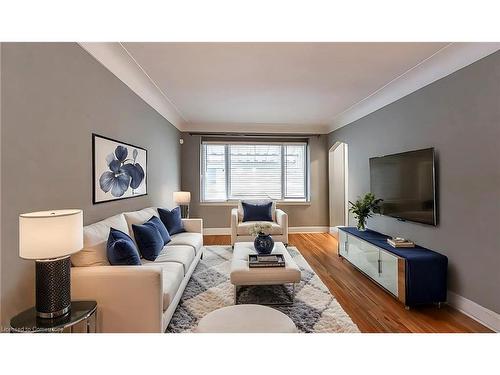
339, 229, 407, 306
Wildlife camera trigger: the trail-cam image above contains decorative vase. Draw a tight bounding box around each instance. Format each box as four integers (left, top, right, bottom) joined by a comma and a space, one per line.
357, 218, 367, 231
254, 233, 274, 254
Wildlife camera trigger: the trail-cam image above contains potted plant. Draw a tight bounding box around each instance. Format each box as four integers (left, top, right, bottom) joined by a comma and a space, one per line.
249, 222, 274, 254
348, 193, 383, 231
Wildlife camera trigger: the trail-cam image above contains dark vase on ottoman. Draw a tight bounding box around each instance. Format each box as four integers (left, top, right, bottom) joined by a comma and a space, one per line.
254, 233, 274, 255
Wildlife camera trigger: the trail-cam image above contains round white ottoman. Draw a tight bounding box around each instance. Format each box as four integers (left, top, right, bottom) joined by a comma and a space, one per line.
196, 304, 297, 333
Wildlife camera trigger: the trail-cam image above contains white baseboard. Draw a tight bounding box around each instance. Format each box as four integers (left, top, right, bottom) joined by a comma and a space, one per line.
289, 226, 330, 233
329, 226, 342, 240
447, 291, 500, 332
203, 226, 330, 235
203, 227, 231, 235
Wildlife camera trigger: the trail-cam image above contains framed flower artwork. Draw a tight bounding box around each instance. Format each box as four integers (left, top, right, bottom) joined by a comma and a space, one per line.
92, 134, 147, 204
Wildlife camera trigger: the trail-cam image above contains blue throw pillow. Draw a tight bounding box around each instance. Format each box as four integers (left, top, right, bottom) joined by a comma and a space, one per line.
242, 201, 273, 222
106, 228, 141, 266
132, 222, 164, 261
158, 207, 186, 235
147, 216, 171, 245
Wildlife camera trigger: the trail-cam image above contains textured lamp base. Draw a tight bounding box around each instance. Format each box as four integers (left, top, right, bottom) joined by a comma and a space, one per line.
179, 204, 189, 219
35, 256, 71, 318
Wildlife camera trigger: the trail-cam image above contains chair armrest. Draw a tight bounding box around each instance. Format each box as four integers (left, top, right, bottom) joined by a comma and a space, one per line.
276, 209, 289, 244
182, 218, 203, 233
231, 208, 239, 245
231, 208, 239, 224
71, 266, 163, 332
275, 209, 288, 226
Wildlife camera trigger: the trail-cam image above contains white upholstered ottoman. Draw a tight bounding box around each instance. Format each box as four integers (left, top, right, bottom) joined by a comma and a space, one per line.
230, 242, 301, 304
196, 304, 297, 333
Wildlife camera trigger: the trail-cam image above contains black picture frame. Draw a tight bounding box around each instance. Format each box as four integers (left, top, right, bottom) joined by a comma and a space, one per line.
92, 133, 148, 204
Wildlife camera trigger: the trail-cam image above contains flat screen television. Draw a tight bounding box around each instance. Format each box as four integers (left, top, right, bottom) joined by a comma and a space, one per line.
370, 148, 437, 226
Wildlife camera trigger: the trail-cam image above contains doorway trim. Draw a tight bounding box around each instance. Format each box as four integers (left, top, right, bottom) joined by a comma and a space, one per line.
328, 141, 349, 238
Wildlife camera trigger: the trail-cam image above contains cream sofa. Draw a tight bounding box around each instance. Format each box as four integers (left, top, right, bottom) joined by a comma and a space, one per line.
70, 207, 203, 333
230, 201, 288, 246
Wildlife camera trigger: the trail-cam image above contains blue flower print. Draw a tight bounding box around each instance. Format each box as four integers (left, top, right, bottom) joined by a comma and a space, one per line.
99, 145, 144, 197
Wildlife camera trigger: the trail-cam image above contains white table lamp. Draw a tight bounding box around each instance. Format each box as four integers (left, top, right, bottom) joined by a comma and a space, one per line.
19, 209, 83, 318
173, 191, 191, 218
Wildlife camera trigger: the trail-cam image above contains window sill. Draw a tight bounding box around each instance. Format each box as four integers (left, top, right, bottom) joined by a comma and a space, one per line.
199, 201, 312, 207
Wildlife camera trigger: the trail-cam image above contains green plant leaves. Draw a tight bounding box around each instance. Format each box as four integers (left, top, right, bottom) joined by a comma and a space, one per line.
348, 193, 383, 228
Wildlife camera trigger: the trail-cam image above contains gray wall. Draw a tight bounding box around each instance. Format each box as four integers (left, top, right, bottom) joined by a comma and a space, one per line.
0, 42, 3, 324
328, 51, 500, 313
181, 133, 329, 228
1, 43, 182, 325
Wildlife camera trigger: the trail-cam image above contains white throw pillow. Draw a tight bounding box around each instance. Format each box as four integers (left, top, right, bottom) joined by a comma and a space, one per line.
71, 213, 129, 267
123, 207, 159, 243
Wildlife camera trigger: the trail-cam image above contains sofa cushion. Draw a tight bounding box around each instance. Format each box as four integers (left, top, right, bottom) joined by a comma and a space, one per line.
168, 232, 203, 255
147, 216, 171, 245
241, 201, 273, 222
238, 200, 276, 221
237, 221, 283, 235
106, 228, 141, 266
132, 222, 164, 261
141, 262, 184, 311
142, 245, 195, 275
158, 207, 186, 235
123, 207, 158, 242
72, 213, 129, 267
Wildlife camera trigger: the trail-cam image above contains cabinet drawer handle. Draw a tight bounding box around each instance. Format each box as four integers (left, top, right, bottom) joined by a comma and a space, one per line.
378, 259, 382, 274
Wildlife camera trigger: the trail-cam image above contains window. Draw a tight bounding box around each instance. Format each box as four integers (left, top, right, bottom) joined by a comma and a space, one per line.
202, 144, 226, 201
201, 142, 308, 202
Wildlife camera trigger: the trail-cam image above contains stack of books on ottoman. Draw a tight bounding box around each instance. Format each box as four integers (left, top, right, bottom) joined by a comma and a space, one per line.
249, 254, 286, 268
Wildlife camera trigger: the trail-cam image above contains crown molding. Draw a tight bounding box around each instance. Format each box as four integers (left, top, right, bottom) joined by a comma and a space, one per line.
328, 42, 500, 133
79, 42, 186, 130
183, 122, 329, 134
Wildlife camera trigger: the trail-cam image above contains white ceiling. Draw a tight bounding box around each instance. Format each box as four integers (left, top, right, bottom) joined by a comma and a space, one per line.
81, 42, 500, 133
123, 42, 447, 130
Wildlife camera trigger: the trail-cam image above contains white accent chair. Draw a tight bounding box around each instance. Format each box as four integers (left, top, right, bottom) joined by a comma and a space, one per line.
231, 201, 288, 246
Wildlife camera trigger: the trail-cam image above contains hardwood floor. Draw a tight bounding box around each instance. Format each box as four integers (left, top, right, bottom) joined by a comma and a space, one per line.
203, 233, 492, 333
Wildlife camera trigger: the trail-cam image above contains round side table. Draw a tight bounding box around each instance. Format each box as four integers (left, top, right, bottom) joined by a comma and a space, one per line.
10, 301, 97, 333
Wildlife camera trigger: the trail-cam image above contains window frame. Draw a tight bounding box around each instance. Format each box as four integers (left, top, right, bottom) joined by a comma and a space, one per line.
200, 141, 310, 203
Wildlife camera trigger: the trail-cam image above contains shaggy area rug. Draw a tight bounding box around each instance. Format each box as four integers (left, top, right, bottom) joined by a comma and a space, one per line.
167, 245, 360, 333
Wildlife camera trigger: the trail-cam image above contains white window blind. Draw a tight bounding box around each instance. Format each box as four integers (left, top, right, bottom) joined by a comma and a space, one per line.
229, 144, 282, 199
284, 144, 306, 199
202, 144, 226, 201
202, 142, 308, 202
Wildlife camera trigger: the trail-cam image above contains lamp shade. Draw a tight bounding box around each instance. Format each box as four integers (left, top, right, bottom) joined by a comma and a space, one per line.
173, 191, 191, 205
19, 209, 83, 260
